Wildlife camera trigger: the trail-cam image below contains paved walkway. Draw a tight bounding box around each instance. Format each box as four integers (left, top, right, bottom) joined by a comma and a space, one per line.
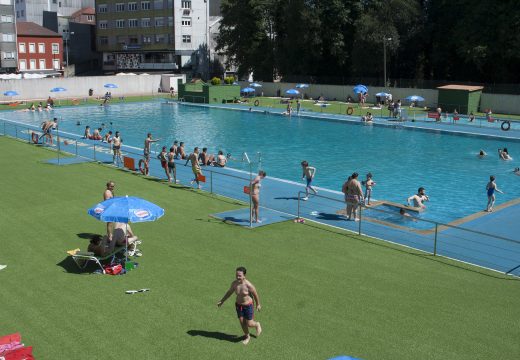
3, 111, 520, 277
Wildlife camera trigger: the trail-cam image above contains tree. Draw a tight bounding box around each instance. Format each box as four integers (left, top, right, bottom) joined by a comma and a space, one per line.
216, 0, 277, 81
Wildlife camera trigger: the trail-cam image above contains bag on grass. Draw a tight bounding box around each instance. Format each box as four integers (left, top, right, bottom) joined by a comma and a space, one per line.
1, 346, 34, 360
104, 264, 122, 275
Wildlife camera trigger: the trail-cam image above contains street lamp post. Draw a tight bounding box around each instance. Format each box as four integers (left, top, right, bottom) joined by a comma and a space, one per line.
383, 37, 392, 87
63, 29, 74, 77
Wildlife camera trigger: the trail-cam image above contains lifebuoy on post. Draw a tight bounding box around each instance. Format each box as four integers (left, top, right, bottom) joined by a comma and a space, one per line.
501, 121, 511, 131
138, 159, 148, 175
254, 100, 260, 107
346, 107, 354, 115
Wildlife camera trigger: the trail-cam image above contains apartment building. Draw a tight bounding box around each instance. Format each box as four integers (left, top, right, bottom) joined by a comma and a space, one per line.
0, 0, 17, 72
95, 0, 208, 74
16, 21, 63, 72
14, 0, 95, 26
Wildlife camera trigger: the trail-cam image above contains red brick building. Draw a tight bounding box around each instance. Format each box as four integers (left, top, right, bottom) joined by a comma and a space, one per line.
16, 22, 63, 73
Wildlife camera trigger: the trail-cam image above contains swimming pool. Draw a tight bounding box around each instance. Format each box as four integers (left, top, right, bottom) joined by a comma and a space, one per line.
4, 101, 520, 224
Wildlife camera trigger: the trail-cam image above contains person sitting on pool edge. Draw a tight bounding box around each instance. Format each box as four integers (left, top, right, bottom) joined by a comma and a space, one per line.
407, 187, 429, 209
498, 148, 512, 161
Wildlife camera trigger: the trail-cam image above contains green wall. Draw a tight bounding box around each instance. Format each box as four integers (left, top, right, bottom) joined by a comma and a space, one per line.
178, 79, 240, 104
438, 89, 482, 114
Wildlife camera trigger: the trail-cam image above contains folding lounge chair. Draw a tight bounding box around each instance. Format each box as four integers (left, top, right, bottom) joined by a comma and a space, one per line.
71, 246, 125, 274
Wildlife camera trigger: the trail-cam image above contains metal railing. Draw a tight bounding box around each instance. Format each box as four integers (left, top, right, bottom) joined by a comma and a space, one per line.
296, 191, 520, 276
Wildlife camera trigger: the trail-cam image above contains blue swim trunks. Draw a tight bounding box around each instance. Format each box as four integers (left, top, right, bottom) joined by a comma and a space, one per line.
235, 302, 254, 320
306, 177, 313, 187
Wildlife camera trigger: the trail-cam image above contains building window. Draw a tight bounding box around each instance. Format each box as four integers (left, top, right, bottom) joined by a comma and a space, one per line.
154, 0, 162, 9
53, 59, 60, 69
28, 43, 35, 53
141, 18, 150, 27
2, 51, 15, 59
182, 35, 191, 43
39, 59, 46, 69
1, 15, 14, 22
154, 17, 164, 27
16, 11, 19, 18
116, 19, 125, 28
38, 43, 45, 53
116, 3, 125, 11
155, 34, 165, 43
53, 0, 57, 3
87, 15, 94, 21
129, 36, 138, 44
98, 4, 107, 13
52, 43, 59, 54
19, 59, 26, 70
141, 1, 150, 10
21, 9, 24, 16
168, 16, 173, 27
128, 2, 137, 11
2, 33, 14, 41
99, 36, 108, 45
142, 35, 151, 43
128, 19, 138, 28
29, 59, 36, 69
181, 1, 191, 9
99, 21, 107, 29
19, 43, 26, 53
181, 17, 191, 26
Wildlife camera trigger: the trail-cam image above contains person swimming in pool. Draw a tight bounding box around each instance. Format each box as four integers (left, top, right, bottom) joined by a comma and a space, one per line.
407, 187, 429, 209
486, 175, 503, 212
498, 148, 512, 161
399, 208, 417, 221
514, 167, 520, 176
478, 150, 487, 158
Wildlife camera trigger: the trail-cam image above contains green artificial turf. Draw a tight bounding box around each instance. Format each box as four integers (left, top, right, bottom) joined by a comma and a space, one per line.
0, 136, 519, 360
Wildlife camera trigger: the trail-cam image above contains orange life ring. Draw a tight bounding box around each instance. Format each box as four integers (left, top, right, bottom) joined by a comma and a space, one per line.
138, 159, 148, 175
254, 100, 260, 106
346, 107, 354, 115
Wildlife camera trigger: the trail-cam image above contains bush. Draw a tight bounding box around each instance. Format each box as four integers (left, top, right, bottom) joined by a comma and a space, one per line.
224, 77, 235, 85
211, 77, 221, 85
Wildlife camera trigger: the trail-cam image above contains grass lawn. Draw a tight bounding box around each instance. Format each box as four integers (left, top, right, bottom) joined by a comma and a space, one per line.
0, 136, 519, 360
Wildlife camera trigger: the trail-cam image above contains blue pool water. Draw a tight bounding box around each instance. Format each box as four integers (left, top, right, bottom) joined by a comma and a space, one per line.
363, 205, 433, 230
3, 101, 520, 224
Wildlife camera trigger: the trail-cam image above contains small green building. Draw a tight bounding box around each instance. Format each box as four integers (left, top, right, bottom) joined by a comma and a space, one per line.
437, 85, 484, 114
178, 79, 241, 104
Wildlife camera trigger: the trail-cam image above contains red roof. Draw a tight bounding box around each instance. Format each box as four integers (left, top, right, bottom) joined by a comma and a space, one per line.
70, 7, 95, 18
16, 22, 61, 37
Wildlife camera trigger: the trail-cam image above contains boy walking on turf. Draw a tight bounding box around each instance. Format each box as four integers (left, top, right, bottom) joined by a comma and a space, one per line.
217, 266, 262, 345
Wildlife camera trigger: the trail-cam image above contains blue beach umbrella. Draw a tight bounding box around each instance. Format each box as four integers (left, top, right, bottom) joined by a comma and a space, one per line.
376, 92, 390, 97
241, 87, 256, 93
353, 84, 368, 94
3, 90, 19, 96
285, 89, 300, 95
88, 195, 164, 262
88, 196, 164, 223
295, 83, 309, 89
249, 82, 262, 88
405, 95, 425, 102
232, 82, 239, 85
104, 83, 118, 89
50, 87, 67, 93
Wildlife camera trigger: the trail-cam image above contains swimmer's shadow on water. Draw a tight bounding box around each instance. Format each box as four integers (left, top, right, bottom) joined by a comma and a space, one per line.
187, 330, 254, 343
273, 196, 299, 201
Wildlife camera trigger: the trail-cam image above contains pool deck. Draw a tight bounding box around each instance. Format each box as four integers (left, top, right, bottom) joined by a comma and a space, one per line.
4, 104, 520, 277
